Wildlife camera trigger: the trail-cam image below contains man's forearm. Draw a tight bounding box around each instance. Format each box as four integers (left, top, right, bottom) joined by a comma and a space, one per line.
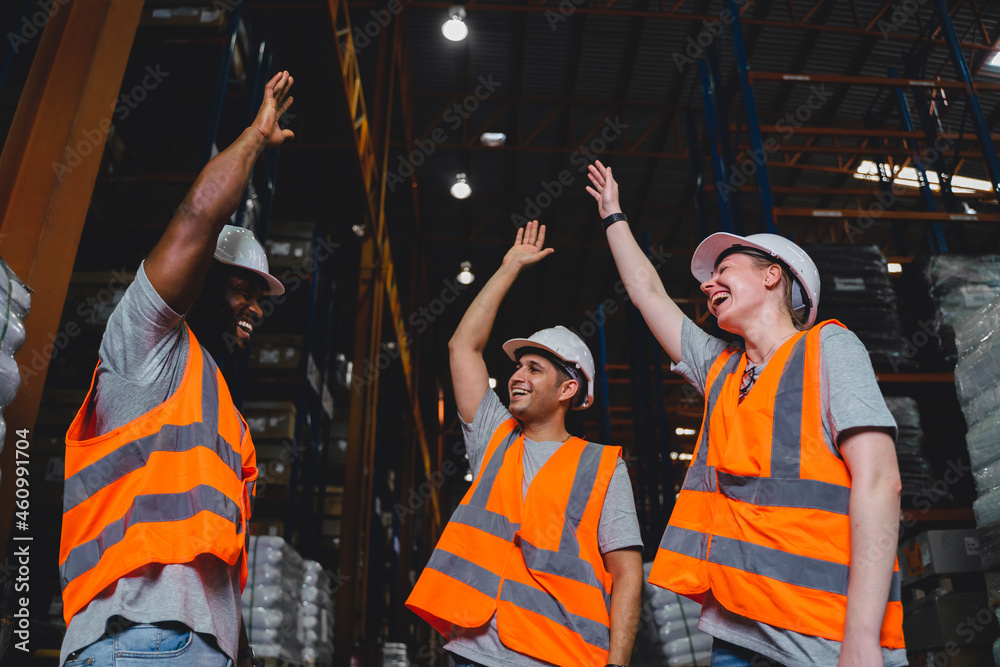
449, 262, 521, 353
607, 567, 642, 664
177, 127, 267, 237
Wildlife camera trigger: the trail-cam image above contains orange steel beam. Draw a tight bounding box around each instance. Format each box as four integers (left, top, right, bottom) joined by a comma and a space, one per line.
0, 0, 143, 562
749, 71, 1000, 90
326, 0, 438, 658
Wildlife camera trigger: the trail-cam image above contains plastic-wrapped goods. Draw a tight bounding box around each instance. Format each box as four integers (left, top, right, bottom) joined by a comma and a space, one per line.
955, 295, 1000, 361
974, 460, 1000, 498
955, 339, 1000, 409
911, 254, 1000, 369
382, 641, 410, 667
803, 244, 910, 372
973, 489, 1000, 571
0, 257, 31, 491
964, 409, 1000, 469
883, 397, 939, 502
298, 559, 334, 666
242, 536, 304, 662
630, 562, 712, 667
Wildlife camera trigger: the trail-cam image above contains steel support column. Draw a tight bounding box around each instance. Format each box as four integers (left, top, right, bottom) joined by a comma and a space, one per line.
730, 0, 776, 233
891, 68, 947, 252
934, 0, 1000, 197
0, 0, 144, 563
699, 61, 733, 232
326, 0, 439, 657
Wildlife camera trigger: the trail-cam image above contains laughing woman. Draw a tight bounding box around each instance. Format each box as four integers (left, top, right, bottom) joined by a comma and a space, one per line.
586, 160, 906, 667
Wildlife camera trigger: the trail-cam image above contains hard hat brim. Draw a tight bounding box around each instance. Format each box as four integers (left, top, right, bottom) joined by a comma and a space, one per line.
691, 232, 770, 283
215, 257, 286, 296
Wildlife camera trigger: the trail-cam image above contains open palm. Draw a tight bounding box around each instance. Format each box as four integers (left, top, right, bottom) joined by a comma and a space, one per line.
252, 71, 295, 149
503, 220, 554, 269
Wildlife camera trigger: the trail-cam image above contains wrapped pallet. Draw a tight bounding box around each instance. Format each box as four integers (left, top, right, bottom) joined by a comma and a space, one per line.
803, 244, 909, 372
631, 562, 711, 666
242, 535, 304, 662
0, 258, 31, 488
299, 559, 335, 666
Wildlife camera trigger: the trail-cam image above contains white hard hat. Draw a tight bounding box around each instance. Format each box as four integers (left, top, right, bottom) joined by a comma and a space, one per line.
502, 325, 595, 410
215, 225, 284, 296
691, 232, 820, 328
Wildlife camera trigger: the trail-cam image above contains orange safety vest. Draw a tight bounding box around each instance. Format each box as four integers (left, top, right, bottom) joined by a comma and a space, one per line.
59, 325, 258, 625
406, 417, 621, 666
649, 320, 904, 648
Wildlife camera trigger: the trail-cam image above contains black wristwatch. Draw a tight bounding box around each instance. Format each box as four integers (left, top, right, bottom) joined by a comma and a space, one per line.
238, 645, 264, 666
602, 212, 627, 231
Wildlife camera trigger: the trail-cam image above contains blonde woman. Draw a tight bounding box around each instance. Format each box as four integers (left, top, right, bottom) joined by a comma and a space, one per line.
587, 160, 905, 667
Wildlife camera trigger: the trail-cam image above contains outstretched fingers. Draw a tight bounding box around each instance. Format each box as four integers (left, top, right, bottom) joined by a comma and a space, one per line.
535, 222, 547, 250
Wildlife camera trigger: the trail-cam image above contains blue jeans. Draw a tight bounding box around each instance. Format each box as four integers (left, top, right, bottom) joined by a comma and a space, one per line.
64, 622, 232, 666
711, 638, 781, 666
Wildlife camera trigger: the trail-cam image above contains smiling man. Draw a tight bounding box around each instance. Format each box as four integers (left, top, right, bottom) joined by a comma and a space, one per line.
58, 71, 294, 667
406, 220, 644, 667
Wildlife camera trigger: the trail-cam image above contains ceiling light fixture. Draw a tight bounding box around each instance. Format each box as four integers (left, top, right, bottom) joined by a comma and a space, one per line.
457, 261, 475, 285
853, 160, 994, 194
489, 377, 497, 388
442, 6, 468, 41
450, 173, 472, 199
674, 427, 697, 436
480, 132, 507, 146
887, 263, 903, 274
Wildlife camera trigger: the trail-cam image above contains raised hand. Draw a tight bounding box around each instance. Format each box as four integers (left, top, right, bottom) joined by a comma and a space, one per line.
502, 220, 554, 270
252, 71, 295, 149
585, 159, 622, 219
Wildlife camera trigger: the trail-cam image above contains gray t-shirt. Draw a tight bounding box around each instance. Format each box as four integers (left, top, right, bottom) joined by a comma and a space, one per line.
60, 262, 243, 666
444, 390, 642, 667
672, 317, 907, 667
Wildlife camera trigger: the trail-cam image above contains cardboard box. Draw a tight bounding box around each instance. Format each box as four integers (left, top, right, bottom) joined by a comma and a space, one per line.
323, 486, 344, 516
243, 401, 296, 440
266, 222, 316, 270
249, 517, 285, 538
903, 591, 998, 651
909, 647, 995, 667
249, 335, 303, 370
899, 529, 982, 585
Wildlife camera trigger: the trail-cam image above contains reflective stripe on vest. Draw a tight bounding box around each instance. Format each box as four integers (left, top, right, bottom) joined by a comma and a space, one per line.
59, 326, 254, 624
406, 416, 619, 666
650, 321, 904, 647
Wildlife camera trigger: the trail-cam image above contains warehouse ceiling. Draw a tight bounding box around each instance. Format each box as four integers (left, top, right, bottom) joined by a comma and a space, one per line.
2, 0, 999, 443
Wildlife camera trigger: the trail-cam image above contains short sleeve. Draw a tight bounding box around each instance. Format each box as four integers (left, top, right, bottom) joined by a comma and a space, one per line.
459, 390, 516, 478
98, 262, 185, 383
597, 457, 643, 554
670, 316, 732, 396
820, 325, 898, 446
